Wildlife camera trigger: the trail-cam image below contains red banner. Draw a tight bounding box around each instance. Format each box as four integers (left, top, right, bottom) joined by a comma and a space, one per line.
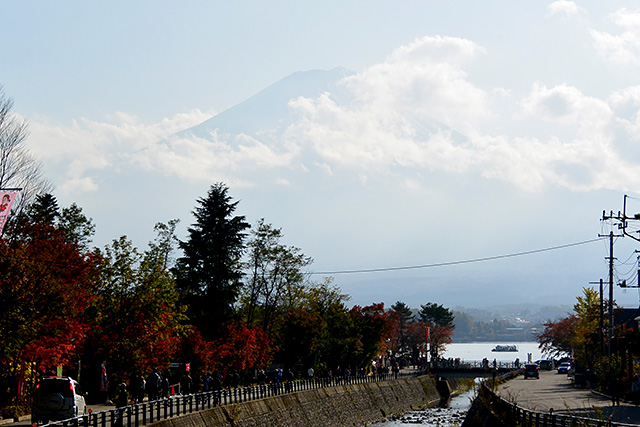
0, 192, 16, 235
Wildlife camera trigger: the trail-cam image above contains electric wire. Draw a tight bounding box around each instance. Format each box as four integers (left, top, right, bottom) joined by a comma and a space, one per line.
310, 237, 605, 276
617, 250, 638, 266
614, 263, 637, 279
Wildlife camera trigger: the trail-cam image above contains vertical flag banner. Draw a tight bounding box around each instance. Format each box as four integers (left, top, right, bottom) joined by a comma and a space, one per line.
425, 326, 431, 352
0, 191, 16, 235
100, 361, 109, 392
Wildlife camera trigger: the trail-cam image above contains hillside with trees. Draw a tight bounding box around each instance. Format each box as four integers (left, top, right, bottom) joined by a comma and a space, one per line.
450, 305, 566, 342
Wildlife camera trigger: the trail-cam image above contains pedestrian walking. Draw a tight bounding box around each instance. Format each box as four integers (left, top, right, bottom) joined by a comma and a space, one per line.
114, 383, 129, 427
161, 373, 170, 398
632, 375, 640, 404
180, 373, 192, 395
131, 373, 145, 403
146, 369, 160, 401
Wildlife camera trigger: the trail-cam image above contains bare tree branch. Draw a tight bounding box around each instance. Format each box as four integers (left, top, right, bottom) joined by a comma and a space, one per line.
0, 85, 53, 213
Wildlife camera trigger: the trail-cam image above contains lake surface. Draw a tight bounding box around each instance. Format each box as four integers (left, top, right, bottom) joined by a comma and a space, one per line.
442, 341, 545, 363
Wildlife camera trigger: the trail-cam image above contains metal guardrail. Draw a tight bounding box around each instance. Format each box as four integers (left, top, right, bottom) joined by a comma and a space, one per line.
433, 360, 520, 370
480, 381, 639, 427
41, 370, 425, 427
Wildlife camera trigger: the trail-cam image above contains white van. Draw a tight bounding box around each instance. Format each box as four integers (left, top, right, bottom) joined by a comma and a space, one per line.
31, 377, 87, 424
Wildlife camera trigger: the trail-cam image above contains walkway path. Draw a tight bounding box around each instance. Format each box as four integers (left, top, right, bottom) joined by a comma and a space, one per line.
497, 370, 640, 424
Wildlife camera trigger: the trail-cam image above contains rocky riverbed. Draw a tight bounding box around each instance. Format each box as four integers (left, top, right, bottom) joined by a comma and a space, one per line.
371, 381, 477, 426
377, 407, 468, 426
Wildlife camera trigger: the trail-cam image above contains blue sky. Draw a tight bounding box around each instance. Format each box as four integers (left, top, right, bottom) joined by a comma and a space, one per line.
3, 1, 640, 310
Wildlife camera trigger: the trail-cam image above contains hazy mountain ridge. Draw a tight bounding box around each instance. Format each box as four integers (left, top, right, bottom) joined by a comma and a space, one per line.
451, 304, 571, 342
176, 67, 355, 140
455, 304, 573, 323
171, 67, 468, 161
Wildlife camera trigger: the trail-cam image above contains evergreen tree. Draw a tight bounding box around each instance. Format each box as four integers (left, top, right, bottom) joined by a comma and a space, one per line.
391, 301, 414, 324
58, 203, 96, 250
175, 183, 250, 339
418, 303, 455, 361
419, 302, 455, 326
8, 194, 95, 252
28, 193, 59, 224
390, 301, 414, 356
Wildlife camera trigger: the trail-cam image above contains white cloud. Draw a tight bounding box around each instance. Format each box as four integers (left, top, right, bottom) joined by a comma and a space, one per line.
23, 33, 640, 197
519, 83, 613, 136
608, 85, 640, 140
342, 36, 489, 131
58, 177, 99, 194
26, 109, 213, 195
547, 1, 582, 18
591, 8, 640, 64
129, 129, 301, 185
284, 35, 491, 183
285, 39, 640, 193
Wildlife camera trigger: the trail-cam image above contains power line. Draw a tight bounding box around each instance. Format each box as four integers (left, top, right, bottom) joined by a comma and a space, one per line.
310, 237, 605, 276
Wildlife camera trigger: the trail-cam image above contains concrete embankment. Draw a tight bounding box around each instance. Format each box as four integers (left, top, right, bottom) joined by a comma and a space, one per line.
151, 376, 459, 427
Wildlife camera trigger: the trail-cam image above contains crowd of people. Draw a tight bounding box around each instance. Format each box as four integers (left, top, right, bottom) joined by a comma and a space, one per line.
113, 365, 375, 409
113, 367, 301, 408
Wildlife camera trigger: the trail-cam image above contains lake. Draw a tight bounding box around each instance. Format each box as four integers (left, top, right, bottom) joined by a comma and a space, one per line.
442, 341, 545, 363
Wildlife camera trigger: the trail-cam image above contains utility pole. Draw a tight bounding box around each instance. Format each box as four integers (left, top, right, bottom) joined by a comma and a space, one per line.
589, 279, 607, 357
601, 196, 640, 398
600, 214, 623, 358
608, 232, 614, 358
600, 278, 604, 357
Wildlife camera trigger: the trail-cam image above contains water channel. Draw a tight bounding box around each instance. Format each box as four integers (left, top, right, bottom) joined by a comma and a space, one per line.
370, 380, 479, 426
370, 342, 542, 426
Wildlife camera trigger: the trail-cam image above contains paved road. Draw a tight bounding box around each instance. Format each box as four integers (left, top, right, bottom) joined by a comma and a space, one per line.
497, 370, 640, 424
13, 403, 118, 427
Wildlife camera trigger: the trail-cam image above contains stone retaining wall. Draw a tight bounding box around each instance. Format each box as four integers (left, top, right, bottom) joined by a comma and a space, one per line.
152, 376, 457, 427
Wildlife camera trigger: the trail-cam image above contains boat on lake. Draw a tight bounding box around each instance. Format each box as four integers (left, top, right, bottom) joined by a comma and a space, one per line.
491, 345, 518, 352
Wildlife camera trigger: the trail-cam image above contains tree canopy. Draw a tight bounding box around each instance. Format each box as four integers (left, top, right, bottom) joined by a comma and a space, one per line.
419, 302, 455, 326
175, 182, 250, 339
0, 182, 456, 413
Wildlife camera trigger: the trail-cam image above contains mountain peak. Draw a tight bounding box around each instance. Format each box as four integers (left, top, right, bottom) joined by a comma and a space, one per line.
179, 67, 354, 139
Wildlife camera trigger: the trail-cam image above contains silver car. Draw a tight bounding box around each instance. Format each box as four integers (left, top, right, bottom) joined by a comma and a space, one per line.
31, 377, 87, 424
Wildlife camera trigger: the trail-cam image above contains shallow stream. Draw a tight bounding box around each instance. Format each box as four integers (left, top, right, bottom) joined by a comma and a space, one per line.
369, 381, 478, 426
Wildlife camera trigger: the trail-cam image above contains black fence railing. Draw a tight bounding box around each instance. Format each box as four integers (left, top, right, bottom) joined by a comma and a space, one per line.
432, 360, 521, 370
480, 381, 639, 427
42, 370, 425, 427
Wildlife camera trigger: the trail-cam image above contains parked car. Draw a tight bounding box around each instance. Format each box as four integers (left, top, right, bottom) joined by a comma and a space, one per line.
536, 360, 553, 370
557, 362, 571, 374
32, 377, 87, 425
523, 363, 539, 379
